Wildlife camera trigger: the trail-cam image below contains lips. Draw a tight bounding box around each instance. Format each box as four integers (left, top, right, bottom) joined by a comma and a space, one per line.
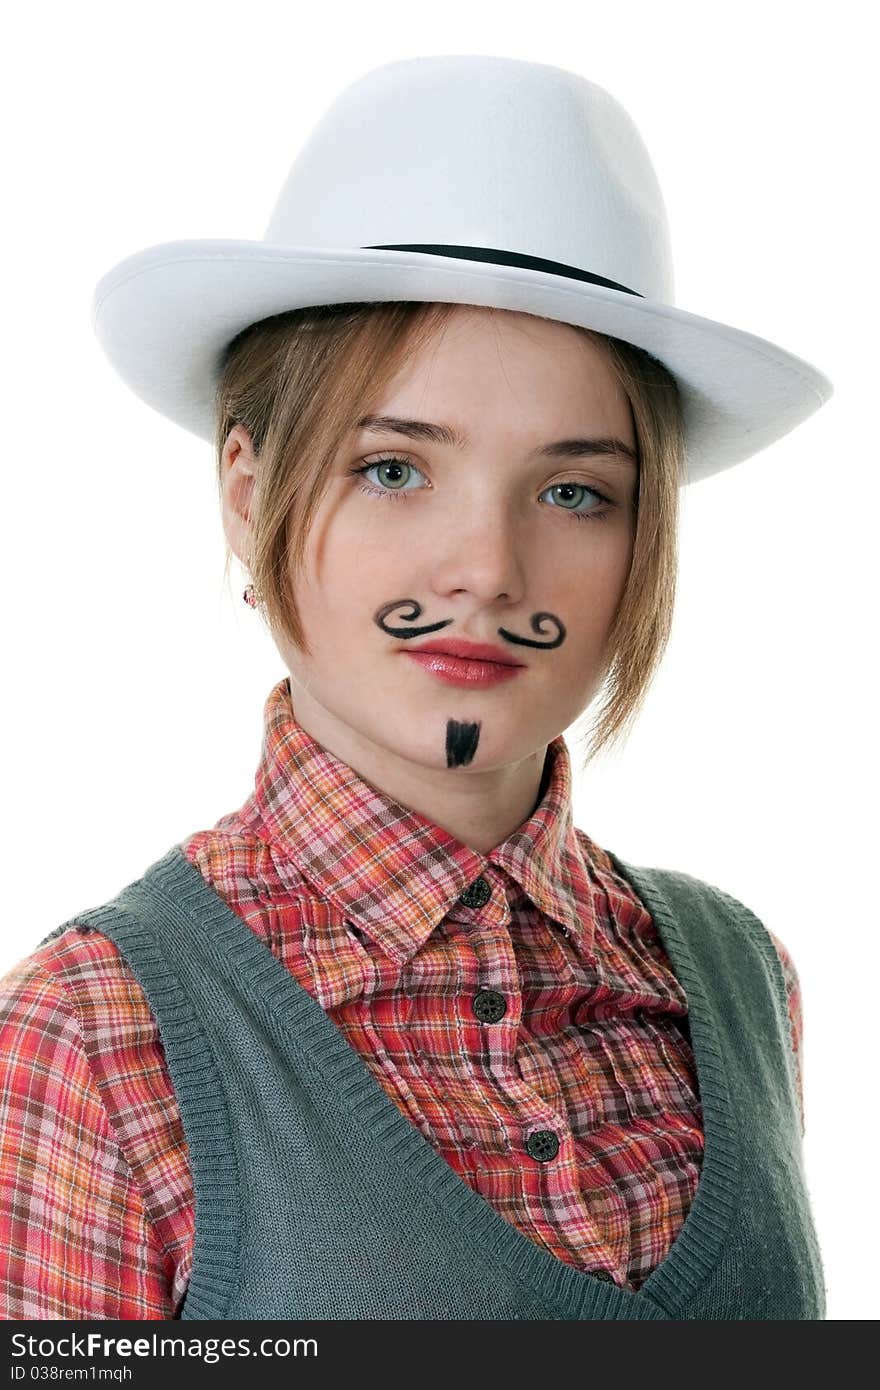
403, 649, 524, 688
406, 638, 523, 666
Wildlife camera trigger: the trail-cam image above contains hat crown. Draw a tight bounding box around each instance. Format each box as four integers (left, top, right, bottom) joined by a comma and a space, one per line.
264, 55, 675, 304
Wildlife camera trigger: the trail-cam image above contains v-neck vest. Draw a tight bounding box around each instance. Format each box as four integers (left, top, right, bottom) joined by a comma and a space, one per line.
45, 845, 825, 1320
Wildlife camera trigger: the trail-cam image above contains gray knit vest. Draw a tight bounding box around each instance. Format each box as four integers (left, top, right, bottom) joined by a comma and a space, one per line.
45, 845, 825, 1320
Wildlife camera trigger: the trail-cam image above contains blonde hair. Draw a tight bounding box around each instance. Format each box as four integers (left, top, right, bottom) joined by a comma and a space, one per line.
214, 301, 685, 768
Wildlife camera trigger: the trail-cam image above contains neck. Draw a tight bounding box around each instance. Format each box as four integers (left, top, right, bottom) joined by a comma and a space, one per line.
286, 683, 550, 855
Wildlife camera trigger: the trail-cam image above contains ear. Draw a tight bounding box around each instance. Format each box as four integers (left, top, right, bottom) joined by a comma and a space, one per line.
220, 424, 259, 565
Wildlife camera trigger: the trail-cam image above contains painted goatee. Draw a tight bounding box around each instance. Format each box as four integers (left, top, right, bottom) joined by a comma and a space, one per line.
445, 720, 481, 767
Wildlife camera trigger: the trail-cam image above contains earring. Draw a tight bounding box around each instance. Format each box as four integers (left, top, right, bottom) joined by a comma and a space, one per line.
243, 554, 259, 609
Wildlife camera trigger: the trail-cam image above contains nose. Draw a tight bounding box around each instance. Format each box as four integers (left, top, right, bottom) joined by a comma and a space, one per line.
427, 500, 528, 605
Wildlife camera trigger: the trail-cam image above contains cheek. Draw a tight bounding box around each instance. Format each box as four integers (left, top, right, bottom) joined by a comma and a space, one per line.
294, 556, 401, 662
324, 502, 408, 579
546, 534, 632, 610
583, 522, 635, 603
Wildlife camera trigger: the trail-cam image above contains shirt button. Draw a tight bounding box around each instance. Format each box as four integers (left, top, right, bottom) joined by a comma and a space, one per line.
458, 876, 491, 909
525, 1129, 559, 1162
593, 1270, 615, 1283
472, 988, 507, 1024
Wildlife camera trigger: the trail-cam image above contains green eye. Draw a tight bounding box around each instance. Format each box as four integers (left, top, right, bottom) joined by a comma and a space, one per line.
373, 459, 412, 489
547, 482, 587, 509
541, 482, 613, 523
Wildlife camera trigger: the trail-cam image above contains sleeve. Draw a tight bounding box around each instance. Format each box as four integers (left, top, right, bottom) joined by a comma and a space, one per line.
765, 930, 805, 1139
0, 956, 177, 1319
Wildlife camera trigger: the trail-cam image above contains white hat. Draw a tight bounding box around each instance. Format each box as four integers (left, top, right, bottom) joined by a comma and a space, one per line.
91, 54, 832, 483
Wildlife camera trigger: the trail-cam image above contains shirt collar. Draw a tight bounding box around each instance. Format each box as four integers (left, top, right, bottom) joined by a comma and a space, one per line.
240, 677, 598, 966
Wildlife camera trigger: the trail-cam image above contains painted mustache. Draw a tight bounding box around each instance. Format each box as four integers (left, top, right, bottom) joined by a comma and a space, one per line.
374, 599, 566, 650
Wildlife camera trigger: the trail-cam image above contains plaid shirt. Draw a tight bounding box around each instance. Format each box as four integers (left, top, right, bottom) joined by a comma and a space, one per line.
0, 676, 803, 1319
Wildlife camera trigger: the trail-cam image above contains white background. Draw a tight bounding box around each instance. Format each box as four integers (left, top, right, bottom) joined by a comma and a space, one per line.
2, 0, 876, 1321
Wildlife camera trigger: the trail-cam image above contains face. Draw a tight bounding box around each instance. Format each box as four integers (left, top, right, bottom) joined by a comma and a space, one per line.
227, 305, 638, 786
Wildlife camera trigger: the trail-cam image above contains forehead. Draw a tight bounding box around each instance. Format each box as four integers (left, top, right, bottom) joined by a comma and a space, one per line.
371, 305, 633, 440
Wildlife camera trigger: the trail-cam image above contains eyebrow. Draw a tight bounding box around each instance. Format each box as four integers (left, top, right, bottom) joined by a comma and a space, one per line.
356, 414, 639, 466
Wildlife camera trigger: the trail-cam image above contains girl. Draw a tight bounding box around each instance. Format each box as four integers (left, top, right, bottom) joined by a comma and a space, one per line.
0, 55, 830, 1320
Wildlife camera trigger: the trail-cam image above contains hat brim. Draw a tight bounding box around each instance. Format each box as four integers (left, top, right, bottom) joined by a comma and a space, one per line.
92, 239, 833, 481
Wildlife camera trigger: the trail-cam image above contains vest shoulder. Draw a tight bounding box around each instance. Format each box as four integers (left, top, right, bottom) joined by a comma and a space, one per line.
609, 855, 791, 1024
607, 852, 773, 942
